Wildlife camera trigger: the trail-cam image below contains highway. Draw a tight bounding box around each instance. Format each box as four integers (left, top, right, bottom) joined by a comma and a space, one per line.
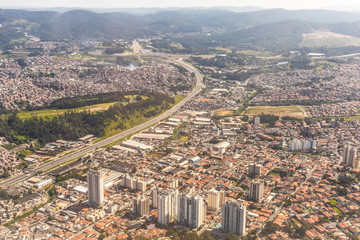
0, 43, 204, 188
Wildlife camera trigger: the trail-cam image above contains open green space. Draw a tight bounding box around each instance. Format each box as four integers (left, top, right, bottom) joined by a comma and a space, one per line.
329, 199, 340, 206
300, 30, 360, 48
332, 207, 344, 216
102, 95, 185, 140
215, 110, 235, 116
245, 105, 306, 118
0, 93, 176, 146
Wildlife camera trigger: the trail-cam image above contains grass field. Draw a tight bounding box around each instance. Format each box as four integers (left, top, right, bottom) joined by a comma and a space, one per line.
102, 95, 185, 139
17, 102, 119, 119
17, 94, 148, 119
216, 110, 235, 116
344, 115, 360, 121
244, 105, 306, 118
300, 30, 360, 48
179, 136, 189, 142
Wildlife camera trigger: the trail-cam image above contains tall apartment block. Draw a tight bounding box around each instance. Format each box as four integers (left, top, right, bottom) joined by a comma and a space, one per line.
178, 192, 206, 228
249, 180, 264, 202
133, 195, 150, 217
87, 169, 104, 207
157, 189, 178, 225
248, 163, 262, 177
207, 189, 225, 211
222, 200, 246, 236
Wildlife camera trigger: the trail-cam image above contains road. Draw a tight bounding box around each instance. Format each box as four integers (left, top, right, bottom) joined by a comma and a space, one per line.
0, 43, 204, 188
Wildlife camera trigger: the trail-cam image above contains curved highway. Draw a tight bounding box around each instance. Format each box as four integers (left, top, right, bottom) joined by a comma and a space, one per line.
0, 45, 204, 188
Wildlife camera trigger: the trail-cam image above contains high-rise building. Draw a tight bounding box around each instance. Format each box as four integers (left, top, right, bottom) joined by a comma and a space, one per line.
254, 116, 260, 126
351, 156, 360, 170
87, 169, 104, 207
124, 175, 134, 189
135, 180, 147, 192
207, 189, 225, 211
168, 178, 179, 189
133, 195, 150, 217
152, 187, 159, 208
248, 163, 262, 177
158, 189, 178, 225
221, 200, 246, 236
331, 119, 336, 128
178, 192, 206, 228
343, 145, 357, 166
289, 140, 317, 151
249, 180, 264, 202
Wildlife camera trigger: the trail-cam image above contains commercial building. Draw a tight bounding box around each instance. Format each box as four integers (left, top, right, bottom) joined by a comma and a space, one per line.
249, 180, 264, 202
87, 169, 104, 207
222, 200, 246, 236
35, 179, 53, 189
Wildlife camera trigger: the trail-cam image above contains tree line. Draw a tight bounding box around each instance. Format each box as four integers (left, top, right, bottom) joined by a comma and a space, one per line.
47, 91, 147, 109
0, 93, 174, 145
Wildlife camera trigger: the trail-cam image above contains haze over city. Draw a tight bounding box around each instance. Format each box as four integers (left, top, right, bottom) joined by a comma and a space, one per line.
1, 0, 360, 10
0, 0, 360, 240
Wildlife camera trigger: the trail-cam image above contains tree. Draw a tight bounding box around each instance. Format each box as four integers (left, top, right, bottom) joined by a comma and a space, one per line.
225, 233, 239, 240
336, 187, 348, 196
283, 199, 292, 207
241, 115, 249, 122
99, 233, 106, 240
262, 222, 280, 235
200, 231, 215, 240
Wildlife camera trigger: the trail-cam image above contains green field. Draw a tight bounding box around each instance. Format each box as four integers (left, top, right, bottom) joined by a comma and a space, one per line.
17, 94, 148, 119
329, 199, 340, 207
245, 105, 306, 118
174, 95, 185, 104
300, 30, 360, 48
215, 110, 235, 116
344, 115, 360, 121
332, 207, 344, 216
17, 102, 118, 119
102, 95, 185, 139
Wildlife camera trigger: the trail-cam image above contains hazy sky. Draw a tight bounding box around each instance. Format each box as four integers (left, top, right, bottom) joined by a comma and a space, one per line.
1, 0, 360, 10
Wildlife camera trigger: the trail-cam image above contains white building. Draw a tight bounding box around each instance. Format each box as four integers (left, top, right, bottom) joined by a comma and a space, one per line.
87, 169, 104, 207
249, 180, 264, 202
207, 189, 225, 211
343, 145, 359, 169
222, 200, 246, 236
136, 180, 147, 192
254, 116, 260, 126
289, 139, 317, 151
133, 195, 150, 217
178, 193, 206, 228
248, 163, 262, 177
158, 189, 178, 225
35, 179, 53, 189
152, 187, 159, 208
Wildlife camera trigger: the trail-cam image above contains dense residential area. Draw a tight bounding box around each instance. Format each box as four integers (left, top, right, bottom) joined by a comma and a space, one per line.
0, 4, 360, 240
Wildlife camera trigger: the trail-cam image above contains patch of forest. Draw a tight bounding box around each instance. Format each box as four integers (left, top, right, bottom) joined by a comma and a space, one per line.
0, 92, 174, 145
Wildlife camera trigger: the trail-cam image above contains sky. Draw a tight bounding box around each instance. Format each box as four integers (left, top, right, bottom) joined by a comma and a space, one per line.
1, 0, 360, 10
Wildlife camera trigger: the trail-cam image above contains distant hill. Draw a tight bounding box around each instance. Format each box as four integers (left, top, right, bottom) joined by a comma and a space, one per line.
2, 8, 360, 50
